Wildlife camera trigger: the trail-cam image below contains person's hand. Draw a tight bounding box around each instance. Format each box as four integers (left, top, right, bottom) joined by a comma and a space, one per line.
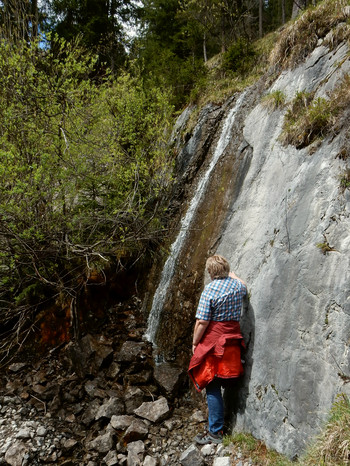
192, 344, 197, 354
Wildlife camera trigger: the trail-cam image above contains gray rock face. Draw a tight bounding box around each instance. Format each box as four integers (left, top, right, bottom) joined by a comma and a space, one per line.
214, 42, 350, 459
151, 35, 350, 460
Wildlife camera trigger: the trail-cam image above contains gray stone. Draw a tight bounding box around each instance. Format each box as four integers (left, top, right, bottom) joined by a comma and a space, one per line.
124, 387, 145, 414
95, 397, 125, 420
106, 362, 121, 379
179, 444, 204, 466
36, 426, 47, 437
201, 444, 215, 456
81, 399, 101, 426
103, 450, 118, 466
126, 440, 144, 466
84, 380, 106, 399
15, 428, 32, 439
133, 397, 169, 423
153, 362, 183, 397
123, 419, 149, 443
4, 442, 29, 466
148, 36, 350, 460
8, 363, 26, 373
110, 415, 135, 431
66, 334, 113, 377
213, 458, 231, 466
88, 432, 115, 453
115, 341, 146, 363
62, 439, 78, 451
143, 455, 158, 466
190, 410, 206, 423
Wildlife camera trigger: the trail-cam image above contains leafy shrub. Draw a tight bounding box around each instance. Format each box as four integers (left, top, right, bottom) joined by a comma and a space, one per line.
0, 36, 174, 359
222, 38, 256, 74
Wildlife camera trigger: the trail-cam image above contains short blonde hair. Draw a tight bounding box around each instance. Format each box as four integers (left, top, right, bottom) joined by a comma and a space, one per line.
206, 255, 230, 279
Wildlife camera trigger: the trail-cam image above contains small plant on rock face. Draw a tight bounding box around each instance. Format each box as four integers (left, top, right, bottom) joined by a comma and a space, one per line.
316, 235, 337, 255
281, 90, 337, 148
340, 167, 350, 191
262, 90, 286, 110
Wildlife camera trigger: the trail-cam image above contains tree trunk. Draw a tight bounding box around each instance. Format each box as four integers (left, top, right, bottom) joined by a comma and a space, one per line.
259, 0, 263, 38
203, 31, 207, 62
292, 0, 307, 19
221, 8, 226, 53
31, 0, 38, 38
281, 0, 286, 24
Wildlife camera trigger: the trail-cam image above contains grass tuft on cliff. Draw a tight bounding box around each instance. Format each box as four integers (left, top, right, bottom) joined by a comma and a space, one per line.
227, 395, 350, 465
270, 0, 350, 70
302, 394, 350, 465
280, 73, 350, 148
224, 432, 293, 465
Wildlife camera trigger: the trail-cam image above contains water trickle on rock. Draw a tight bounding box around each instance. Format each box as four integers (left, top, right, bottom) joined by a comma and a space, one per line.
144, 91, 247, 345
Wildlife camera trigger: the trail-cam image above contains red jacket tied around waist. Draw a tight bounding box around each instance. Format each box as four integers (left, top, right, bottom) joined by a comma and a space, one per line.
188, 320, 244, 392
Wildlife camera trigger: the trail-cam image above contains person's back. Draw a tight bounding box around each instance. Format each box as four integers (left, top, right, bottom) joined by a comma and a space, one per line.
188, 255, 247, 445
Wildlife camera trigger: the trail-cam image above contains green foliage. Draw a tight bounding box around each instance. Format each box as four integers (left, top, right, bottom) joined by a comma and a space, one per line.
222, 38, 256, 73
0, 36, 174, 356
340, 168, 350, 190
262, 90, 286, 110
223, 432, 293, 465
281, 91, 336, 148
43, 0, 135, 71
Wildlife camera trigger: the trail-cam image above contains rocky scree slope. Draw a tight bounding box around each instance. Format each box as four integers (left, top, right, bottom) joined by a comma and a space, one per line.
0, 299, 250, 466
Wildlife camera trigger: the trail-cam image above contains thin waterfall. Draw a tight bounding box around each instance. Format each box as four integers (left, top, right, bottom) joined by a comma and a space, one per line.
144, 92, 247, 344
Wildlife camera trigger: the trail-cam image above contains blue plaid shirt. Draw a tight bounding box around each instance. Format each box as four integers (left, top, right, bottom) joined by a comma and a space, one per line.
195, 277, 247, 321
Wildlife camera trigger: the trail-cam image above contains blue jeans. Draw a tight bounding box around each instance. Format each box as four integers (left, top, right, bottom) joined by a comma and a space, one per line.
206, 378, 224, 434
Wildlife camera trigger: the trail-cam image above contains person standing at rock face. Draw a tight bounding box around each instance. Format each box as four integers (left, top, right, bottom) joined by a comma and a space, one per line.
188, 254, 247, 445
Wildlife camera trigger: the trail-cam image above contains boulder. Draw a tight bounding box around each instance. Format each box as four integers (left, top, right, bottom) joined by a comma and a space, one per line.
123, 418, 149, 443
110, 415, 135, 431
66, 334, 113, 377
95, 397, 125, 420
153, 362, 183, 397
133, 397, 170, 423
4, 442, 29, 466
124, 387, 146, 414
115, 341, 146, 363
88, 432, 115, 453
179, 444, 204, 466
127, 440, 145, 465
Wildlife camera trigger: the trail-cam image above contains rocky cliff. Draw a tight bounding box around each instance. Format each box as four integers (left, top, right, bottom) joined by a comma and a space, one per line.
148, 12, 350, 459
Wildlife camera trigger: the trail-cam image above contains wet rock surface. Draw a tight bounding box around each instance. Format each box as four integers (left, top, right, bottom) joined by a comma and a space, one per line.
0, 298, 249, 465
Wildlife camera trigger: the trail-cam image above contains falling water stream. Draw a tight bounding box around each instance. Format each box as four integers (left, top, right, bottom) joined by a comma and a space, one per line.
144, 92, 247, 345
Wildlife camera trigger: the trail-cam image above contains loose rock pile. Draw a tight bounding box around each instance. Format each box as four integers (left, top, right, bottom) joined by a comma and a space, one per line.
0, 300, 251, 465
